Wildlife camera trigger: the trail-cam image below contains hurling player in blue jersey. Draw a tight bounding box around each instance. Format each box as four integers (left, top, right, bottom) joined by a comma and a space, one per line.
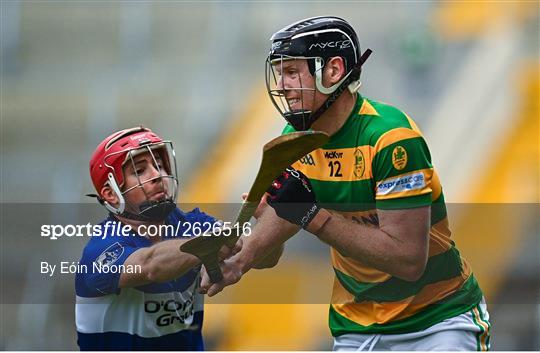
76, 126, 240, 350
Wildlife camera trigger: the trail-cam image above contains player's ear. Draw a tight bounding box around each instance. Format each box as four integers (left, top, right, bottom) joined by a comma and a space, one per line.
323, 57, 346, 86
100, 185, 119, 206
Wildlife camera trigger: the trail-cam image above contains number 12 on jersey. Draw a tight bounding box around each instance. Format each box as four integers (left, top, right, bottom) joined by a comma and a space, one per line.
328, 161, 343, 177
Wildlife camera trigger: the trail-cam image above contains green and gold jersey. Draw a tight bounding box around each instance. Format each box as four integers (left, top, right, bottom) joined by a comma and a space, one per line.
283, 95, 483, 336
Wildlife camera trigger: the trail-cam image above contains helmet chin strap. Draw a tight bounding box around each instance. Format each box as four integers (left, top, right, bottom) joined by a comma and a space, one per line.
117, 199, 176, 223
102, 173, 175, 222
283, 110, 313, 131
103, 173, 126, 215
136, 199, 176, 222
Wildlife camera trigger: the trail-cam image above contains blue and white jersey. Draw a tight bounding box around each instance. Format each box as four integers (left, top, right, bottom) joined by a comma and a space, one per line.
75, 208, 216, 351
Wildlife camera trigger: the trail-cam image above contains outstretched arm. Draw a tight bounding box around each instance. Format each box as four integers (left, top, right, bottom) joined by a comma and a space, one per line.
119, 237, 239, 288
119, 238, 200, 287
239, 192, 287, 270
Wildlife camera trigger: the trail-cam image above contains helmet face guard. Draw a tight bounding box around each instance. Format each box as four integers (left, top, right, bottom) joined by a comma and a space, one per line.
89, 126, 179, 222
104, 142, 179, 222
265, 55, 318, 131
265, 16, 372, 131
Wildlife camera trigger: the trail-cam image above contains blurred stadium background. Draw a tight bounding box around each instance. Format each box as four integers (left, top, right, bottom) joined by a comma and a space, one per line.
1, 1, 539, 350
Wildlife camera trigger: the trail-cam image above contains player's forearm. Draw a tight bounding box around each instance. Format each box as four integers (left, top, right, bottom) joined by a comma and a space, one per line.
235, 208, 298, 273
146, 239, 201, 281
121, 239, 200, 286
251, 243, 284, 269
313, 214, 427, 281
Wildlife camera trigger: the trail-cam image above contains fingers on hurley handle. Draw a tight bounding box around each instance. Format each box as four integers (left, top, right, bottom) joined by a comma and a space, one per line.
180, 237, 225, 284
206, 266, 224, 283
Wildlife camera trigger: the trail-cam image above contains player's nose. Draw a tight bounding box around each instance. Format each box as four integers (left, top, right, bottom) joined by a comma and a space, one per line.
148, 163, 163, 182
276, 76, 286, 92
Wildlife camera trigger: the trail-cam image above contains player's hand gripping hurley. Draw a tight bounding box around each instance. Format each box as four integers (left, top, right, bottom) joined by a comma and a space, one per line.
180, 131, 329, 283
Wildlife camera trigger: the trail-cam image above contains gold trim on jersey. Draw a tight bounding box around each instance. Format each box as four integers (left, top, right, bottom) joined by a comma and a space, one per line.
332, 247, 392, 283
405, 113, 424, 135
431, 170, 442, 201
331, 276, 356, 304
331, 271, 472, 326
429, 218, 453, 255
374, 127, 422, 154
292, 146, 374, 182
359, 99, 380, 116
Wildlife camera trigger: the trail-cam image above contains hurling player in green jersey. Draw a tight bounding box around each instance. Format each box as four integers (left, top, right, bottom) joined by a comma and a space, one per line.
201, 16, 491, 351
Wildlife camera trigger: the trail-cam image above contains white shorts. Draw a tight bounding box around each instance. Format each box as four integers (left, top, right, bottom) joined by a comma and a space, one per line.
333, 299, 491, 351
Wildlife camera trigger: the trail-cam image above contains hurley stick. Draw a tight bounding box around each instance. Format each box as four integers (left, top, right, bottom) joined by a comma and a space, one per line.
180, 131, 329, 283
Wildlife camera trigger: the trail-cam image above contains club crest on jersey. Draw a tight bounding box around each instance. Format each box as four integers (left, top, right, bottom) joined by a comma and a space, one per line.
95, 242, 124, 267
353, 148, 365, 178
392, 146, 407, 170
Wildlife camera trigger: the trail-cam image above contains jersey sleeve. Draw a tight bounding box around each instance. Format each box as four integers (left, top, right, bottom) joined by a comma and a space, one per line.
176, 207, 220, 237
80, 237, 139, 295
183, 207, 219, 225
281, 124, 296, 135
372, 127, 434, 210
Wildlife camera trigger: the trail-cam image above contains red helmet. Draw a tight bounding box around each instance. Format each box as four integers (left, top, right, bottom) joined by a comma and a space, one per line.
89, 126, 178, 221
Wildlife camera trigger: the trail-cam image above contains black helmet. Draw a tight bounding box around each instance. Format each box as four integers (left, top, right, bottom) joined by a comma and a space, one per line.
265, 16, 372, 131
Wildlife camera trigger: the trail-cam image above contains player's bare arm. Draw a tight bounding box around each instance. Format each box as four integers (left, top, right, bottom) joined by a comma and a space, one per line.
241, 192, 287, 270
120, 233, 242, 288
235, 205, 293, 271
311, 206, 430, 281
264, 167, 430, 281
118, 238, 199, 287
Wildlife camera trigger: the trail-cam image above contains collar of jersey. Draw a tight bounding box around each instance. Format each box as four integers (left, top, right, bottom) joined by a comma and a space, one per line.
327, 93, 363, 145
